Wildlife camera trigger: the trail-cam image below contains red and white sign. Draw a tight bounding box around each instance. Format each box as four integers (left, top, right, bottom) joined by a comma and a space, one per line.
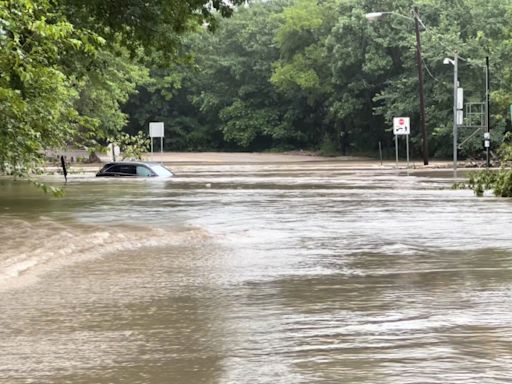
393, 117, 410, 135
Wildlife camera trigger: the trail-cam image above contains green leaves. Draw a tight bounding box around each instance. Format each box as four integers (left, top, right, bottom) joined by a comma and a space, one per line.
0, 0, 80, 175
455, 133, 512, 197
4, 0, 512, 175
457, 169, 512, 198
108, 131, 149, 161
1, 0, 242, 177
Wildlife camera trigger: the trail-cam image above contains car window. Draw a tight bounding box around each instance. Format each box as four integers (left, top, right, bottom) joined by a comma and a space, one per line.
100, 164, 113, 172
121, 165, 136, 175
107, 164, 136, 175
136, 165, 154, 177
105, 165, 122, 173
148, 164, 174, 177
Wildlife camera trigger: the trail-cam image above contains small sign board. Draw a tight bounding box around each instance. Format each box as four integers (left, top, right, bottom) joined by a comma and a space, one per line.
457, 110, 464, 125
457, 88, 464, 110
149, 122, 164, 138
393, 117, 410, 135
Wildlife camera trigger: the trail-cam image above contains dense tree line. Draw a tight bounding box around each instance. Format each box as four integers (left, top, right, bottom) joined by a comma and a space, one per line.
125, 0, 512, 160
2, 0, 512, 175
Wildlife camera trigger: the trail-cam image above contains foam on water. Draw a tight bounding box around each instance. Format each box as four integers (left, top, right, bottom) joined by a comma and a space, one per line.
0, 217, 208, 291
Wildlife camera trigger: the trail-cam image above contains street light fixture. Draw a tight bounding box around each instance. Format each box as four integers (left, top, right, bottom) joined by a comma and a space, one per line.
365, 12, 386, 21
366, 8, 429, 165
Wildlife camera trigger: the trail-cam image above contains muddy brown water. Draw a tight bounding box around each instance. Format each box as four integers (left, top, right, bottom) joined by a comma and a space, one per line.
1, 162, 512, 383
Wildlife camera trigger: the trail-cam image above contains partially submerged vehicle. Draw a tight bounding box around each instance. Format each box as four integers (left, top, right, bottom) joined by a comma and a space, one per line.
96, 162, 174, 178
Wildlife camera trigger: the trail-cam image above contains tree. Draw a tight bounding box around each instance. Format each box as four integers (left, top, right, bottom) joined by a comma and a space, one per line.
0, 0, 244, 176
0, 0, 91, 175
62, 0, 245, 58
124, 1, 294, 151
270, 0, 338, 152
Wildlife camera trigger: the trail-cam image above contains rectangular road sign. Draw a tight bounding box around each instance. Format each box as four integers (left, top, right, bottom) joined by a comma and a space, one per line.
457, 110, 463, 125
457, 88, 464, 110
149, 122, 164, 138
393, 117, 410, 135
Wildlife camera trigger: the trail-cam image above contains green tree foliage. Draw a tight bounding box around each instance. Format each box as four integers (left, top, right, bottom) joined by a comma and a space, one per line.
4, 0, 512, 175
73, 47, 150, 152
125, 1, 295, 151
62, 0, 244, 58
0, 0, 87, 175
108, 131, 149, 160
456, 132, 512, 196
0, 0, 242, 176
125, 0, 512, 159
271, 0, 338, 149
203, 1, 296, 149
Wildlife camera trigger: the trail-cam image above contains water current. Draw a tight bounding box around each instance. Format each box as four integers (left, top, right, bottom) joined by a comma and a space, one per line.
1, 162, 512, 383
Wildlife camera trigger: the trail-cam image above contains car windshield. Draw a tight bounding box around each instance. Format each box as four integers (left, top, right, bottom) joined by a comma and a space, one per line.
148, 164, 173, 177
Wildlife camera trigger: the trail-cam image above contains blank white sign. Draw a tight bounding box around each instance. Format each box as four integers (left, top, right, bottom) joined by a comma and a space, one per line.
149, 122, 164, 138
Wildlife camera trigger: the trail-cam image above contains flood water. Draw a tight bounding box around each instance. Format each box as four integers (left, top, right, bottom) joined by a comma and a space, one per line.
1, 162, 512, 383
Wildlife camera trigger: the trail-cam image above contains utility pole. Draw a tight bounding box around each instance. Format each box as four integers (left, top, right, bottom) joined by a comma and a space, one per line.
365, 8, 429, 165
413, 7, 429, 165
452, 55, 458, 172
486, 56, 490, 168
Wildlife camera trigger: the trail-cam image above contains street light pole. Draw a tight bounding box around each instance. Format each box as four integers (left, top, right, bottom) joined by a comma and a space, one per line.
486, 56, 490, 168
443, 55, 458, 173
453, 55, 458, 173
413, 7, 429, 165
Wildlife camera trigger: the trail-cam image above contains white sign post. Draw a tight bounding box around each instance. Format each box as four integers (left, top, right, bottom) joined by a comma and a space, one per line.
149, 122, 165, 159
393, 117, 410, 169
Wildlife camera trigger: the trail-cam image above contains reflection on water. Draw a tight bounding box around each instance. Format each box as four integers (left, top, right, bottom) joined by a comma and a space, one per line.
1, 163, 512, 383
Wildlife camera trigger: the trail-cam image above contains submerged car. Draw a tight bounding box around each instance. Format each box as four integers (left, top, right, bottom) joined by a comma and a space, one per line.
96, 161, 174, 178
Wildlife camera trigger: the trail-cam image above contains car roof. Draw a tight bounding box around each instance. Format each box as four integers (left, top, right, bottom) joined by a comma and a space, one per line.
103, 161, 161, 166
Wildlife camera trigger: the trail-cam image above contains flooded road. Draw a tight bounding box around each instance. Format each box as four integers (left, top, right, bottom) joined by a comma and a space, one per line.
1, 162, 512, 383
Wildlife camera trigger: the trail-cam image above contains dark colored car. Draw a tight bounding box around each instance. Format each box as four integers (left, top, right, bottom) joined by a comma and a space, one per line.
96, 162, 174, 178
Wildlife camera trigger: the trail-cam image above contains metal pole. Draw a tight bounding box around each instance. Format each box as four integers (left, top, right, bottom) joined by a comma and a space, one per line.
486, 56, 490, 169
379, 141, 383, 166
413, 7, 429, 165
151, 138, 153, 160
406, 134, 410, 169
160, 137, 163, 154
60, 156, 67, 183
395, 135, 399, 168
453, 54, 458, 172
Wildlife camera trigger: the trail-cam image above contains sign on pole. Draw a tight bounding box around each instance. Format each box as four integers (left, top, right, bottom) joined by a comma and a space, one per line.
149, 122, 165, 158
393, 117, 410, 135
456, 110, 464, 126
393, 117, 410, 169
457, 88, 464, 110
149, 122, 164, 138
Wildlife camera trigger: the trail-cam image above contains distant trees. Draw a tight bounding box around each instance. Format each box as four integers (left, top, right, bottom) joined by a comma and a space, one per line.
124, 0, 512, 159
